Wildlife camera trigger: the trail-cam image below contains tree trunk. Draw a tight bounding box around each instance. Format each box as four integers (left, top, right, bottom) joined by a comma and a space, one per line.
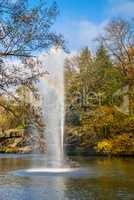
128, 81, 134, 116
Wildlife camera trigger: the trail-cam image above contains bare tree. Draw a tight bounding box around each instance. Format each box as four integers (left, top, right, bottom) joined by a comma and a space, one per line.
0, 0, 64, 90
101, 18, 134, 115
0, 0, 64, 58
0, 0, 64, 118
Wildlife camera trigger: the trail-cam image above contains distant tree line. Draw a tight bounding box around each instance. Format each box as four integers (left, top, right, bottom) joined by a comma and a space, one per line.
65, 18, 134, 156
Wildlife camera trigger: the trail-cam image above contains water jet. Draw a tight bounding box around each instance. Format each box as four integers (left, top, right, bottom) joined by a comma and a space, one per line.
12, 48, 85, 176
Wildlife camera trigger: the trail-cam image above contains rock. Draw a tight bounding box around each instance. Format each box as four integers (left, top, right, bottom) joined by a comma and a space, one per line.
0, 129, 24, 138
18, 146, 32, 153
0, 128, 46, 153
8, 138, 23, 148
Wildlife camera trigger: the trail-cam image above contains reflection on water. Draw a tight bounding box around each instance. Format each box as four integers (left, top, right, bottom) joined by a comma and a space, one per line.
16, 176, 66, 200
0, 154, 134, 200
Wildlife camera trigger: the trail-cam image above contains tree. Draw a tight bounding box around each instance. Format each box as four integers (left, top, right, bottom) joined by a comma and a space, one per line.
94, 44, 122, 105
64, 43, 134, 155
78, 47, 94, 110
15, 85, 41, 128
64, 55, 80, 108
101, 18, 134, 115
0, 0, 64, 115
0, 0, 64, 58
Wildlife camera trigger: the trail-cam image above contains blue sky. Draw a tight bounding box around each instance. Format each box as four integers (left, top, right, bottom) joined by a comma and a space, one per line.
33, 0, 134, 51
56, 0, 108, 23
54, 0, 134, 51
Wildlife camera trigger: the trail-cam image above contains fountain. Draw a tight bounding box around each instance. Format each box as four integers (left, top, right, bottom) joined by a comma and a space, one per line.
39, 48, 66, 169
11, 48, 88, 177
41, 53, 65, 167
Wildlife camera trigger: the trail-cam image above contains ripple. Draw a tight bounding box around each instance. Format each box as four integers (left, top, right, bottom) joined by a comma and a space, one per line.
10, 167, 89, 177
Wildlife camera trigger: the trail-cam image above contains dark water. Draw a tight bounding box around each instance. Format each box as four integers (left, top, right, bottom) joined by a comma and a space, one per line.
0, 154, 134, 200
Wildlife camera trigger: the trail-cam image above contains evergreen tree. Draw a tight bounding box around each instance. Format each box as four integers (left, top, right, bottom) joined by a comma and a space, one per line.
95, 45, 122, 105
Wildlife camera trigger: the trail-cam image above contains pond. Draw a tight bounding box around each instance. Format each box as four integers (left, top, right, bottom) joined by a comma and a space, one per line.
0, 154, 134, 200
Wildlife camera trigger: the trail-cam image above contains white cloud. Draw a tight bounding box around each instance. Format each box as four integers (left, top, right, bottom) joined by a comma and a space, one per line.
78, 20, 108, 51
56, 19, 108, 52
53, 0, 134, 52
108, 0, 134, 17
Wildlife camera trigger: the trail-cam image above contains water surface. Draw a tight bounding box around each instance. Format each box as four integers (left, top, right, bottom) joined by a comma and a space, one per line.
0, 154, 134, 200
